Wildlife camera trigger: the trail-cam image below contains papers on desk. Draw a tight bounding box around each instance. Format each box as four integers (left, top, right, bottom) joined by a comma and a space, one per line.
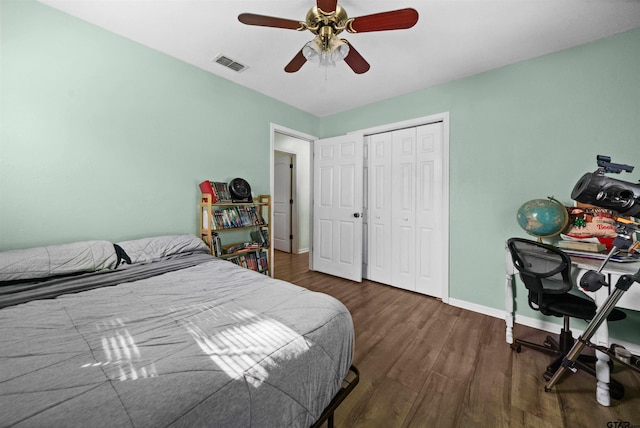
562, 249, 639, 263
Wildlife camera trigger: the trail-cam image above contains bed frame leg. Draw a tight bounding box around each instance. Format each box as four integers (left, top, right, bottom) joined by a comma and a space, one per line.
310, 365, 359, 428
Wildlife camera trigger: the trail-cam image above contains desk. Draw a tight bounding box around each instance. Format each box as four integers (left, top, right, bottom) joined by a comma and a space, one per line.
505, 246, 640, 406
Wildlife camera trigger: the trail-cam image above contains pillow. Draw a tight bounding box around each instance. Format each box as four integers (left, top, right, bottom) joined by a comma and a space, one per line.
0, 240, 118, 282
115, 234, 210, 264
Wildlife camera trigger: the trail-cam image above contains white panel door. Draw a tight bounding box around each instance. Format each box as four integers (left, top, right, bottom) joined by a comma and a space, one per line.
391, 128, 417, 291
362, 138, 369, 278
367, 132, 393, 285
312, 134, 363, 282
415, 123, 444, 297
273, 153, 292, 252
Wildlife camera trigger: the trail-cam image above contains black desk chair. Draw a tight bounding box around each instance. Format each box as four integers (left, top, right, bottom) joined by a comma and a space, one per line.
507, 238, 626, 396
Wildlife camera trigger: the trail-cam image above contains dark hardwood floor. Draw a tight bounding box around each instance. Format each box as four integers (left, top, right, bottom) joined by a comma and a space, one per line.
273, 251, 640, 428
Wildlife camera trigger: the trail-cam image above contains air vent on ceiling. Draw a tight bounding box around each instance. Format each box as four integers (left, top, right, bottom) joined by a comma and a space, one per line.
213, 54, 248, 73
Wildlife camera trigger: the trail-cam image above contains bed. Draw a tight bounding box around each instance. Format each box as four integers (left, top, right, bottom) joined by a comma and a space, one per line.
0, 235, 357, 427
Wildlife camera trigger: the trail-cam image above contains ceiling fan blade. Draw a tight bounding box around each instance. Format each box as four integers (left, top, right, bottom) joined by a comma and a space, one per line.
343, 42, 370, 74
316, 0, 338, 14
238, 13, 304, 30
284, 49, 307, 73
347, 8, 419, 33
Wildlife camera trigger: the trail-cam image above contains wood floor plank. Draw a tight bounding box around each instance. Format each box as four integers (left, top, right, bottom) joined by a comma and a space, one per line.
429, 309, 490, 384
354, 326, 414, 386
403, 372, 467, 428
456, 316, 513, 427
386, 301, 454, 392
332, 371, 377, 427
608, 360, 640, 423
510, 334, 567, 427
273, 251, 640, 428
348, 376, 418, 428
509, 406, 559, 428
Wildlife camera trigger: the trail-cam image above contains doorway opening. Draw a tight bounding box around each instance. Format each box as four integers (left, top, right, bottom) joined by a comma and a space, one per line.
270, 125, 316, 265
274, 151, 294, 253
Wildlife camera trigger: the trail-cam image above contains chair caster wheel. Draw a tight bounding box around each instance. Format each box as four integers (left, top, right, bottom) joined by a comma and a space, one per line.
543, 370, 554, 381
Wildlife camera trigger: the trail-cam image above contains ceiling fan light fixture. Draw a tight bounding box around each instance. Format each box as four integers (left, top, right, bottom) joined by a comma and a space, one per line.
302, 39, 321, 62
329, 35, 349, 62
302, 35, 349, 67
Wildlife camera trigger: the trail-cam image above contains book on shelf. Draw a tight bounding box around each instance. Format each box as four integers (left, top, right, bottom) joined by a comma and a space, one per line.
226, 251, 266, 273
201, 232, 222, 257
253, 206, 265, 224
558, 240, 606, 253
250, 229, 269, 247
217, 211, 224, 229
245, 252, 259, 271
213, 182, 232, 202
223, 242, 261, 255
257, 252, 268, 272
212, 233, 222, 257
207, 206, 265, 230
223, 243, 245, 254
222, 210, 233, 228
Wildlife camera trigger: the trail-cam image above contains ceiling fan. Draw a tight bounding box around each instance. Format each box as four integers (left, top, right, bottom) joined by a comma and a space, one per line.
238, 0, 419, 74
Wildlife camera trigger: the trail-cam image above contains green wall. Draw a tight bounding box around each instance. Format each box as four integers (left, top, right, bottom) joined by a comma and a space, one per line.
0, 0, 318, 248
2, 1, 639, 342
320, 29, 640, 342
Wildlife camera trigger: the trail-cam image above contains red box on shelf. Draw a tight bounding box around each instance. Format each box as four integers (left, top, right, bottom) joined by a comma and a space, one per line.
199, 180, 217, 203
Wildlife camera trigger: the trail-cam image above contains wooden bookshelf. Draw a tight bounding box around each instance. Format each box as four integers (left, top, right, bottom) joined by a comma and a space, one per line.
200, 194, 271, 276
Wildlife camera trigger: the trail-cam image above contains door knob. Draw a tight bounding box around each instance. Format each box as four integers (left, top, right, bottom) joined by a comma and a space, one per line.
353, 213, 361, 218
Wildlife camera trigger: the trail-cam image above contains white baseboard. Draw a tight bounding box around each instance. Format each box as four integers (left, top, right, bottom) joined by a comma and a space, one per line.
448, 298, 506, 319
297, 248, 309, 254
448, 298, 640, 355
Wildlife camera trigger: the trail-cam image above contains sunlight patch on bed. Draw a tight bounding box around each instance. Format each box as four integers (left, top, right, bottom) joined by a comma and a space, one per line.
81, 318, 158, 381
179, 306, 310, 387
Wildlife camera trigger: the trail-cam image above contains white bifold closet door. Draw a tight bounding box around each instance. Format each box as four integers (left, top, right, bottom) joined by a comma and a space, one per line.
391, 128, 417, 290
367, 132, 393, 285
367, 122, 444, 298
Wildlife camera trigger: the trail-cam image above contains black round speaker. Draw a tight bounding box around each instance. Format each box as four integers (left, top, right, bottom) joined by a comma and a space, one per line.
229, 178, 252, 202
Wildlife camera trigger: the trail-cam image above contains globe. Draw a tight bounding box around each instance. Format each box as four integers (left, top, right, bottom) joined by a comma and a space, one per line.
516, 198, 569, 239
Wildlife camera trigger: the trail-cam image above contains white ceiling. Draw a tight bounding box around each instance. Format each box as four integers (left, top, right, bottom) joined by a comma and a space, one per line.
38, 0, 640, 117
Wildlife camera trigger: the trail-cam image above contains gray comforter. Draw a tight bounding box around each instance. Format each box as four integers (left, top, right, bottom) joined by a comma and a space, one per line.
0, 254, 354, 427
